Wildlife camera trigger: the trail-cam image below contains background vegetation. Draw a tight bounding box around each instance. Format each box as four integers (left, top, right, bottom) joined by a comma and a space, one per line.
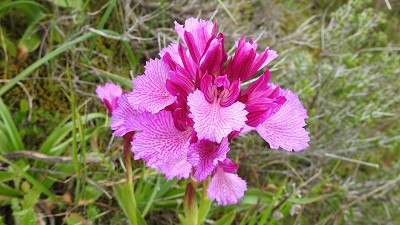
0, 0, 399, 224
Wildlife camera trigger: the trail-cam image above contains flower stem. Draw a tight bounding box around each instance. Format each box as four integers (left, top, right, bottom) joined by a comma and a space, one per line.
198, 177, 212, 224
123, 132, 138, 224
184, 180, 199, 225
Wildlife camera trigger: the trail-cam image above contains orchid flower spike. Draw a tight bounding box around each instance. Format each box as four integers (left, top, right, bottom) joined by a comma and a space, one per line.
97, 18, 310, 206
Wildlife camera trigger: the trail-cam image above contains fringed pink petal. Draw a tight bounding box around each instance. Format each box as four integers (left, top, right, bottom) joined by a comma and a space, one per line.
207, 166, 247, 206
256, 89, 310, 151
187, 90, 248, 143
187, 138, 229, 181
155, 155, 192, 180
110, 94, 152, 137
131, 110, 192, 166
129, 59, 177, 114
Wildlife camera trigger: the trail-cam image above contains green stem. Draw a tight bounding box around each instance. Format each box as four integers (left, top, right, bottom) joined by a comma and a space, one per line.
198, 178, 212, 225
184, 180, 199, 225
123, 132, 138, 224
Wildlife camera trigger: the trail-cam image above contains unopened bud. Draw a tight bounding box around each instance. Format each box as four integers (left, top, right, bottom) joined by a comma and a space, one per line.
184, 182, 198, 225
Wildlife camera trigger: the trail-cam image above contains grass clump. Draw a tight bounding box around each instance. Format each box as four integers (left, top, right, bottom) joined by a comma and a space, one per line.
0, 0, 399, 224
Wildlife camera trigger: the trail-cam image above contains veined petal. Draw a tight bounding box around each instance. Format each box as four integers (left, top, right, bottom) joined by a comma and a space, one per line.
155, 155, 192, 180
207, 166, 247, 206
256, 89, 310, 151
110, 94, 152, 137
259, 49, 278, 69
218, 158, 239, 173
214, 75, 230, 89
187, 138, 229, 181
96, 82, 123, 113
200, 34, 227, 74
159, 43, 183, 68
220, 80, 240, 107
184, 31, 201, 63
199, 73, 216, 104
174, 18, 216, 55
241, 71, 286, 127
187, 90, 248, 143
131, 110, 192, 166
129, 59, 177, 114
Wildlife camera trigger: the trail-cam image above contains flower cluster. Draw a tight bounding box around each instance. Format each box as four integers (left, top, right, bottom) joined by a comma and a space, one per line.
97, 18, 310, 206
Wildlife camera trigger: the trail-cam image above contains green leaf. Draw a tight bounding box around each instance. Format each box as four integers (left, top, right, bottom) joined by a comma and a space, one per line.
214, 210, 236, 225
0, 155, 60, 202
0, 184, 22, 197
0, 171, 17, 182
46, 0, 83, 9
0, 98, 24, 152
18, 187, 41, 225
19, 99, 29, 113
113, 182, 147, 225
0, 27, 16, 57
0, 1, 47, 20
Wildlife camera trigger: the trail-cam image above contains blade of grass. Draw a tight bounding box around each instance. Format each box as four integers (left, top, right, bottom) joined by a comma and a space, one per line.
216, 0, 238, 25
113, 182, 146, 225
78, 62, 133, 88
0, 184, 22, 197
0, 1, 48, 14
38, 113, 105, 155
0, 122, 13, 153
75, 101, 87, 203
86, 0, 116, 60
0, 155, 60, 202
214, 210, 236, 225
259, 178, 287, 225
0, 98, 24, 151
141, 176, 160, 217
65, 66, 81, 204
0, 32, 94, 97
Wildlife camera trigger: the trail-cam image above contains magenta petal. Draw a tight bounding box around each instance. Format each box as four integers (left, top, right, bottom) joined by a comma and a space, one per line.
110, 94, 152, 137
242, 71, 286, 127
129, 59, 177, 114
184, 31, 201, 63
260, 49, 278, 69
187, 138, 230, 181
187, 90, 248, 143
200, 35, 226, 74
218, 158, 239, 173
96, 82, 123, 113
220, 80, 240, 107
214, 75, 230, 89
155, 155, 192, 180
226, 37, 257, 81
174, 18, 216, 55
207, 166, 247, 206
131, 110, 192, 166
159, 44, 183, 68
199, 74, 216, 104
256, 89, 310, 151
166, 70, 195, 101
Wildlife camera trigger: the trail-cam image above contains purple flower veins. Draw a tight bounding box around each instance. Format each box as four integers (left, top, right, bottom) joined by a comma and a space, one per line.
96, 18, 310, 206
